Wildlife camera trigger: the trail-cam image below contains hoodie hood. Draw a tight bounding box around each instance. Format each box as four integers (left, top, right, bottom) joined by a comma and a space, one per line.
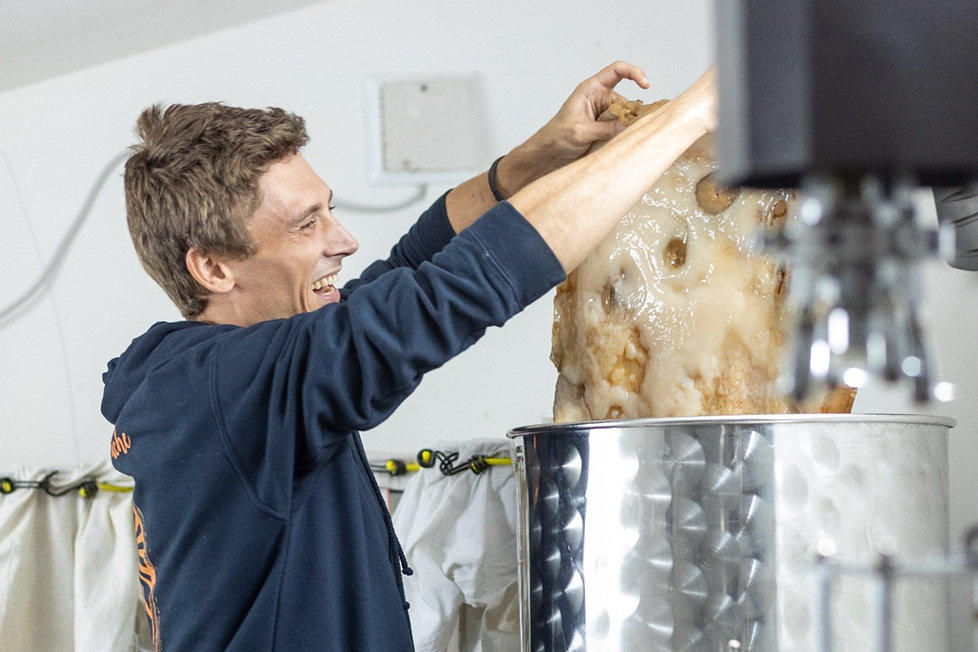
101, 320, 231, 424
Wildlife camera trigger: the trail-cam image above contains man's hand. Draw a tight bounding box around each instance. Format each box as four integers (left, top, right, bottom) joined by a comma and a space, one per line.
445, 61, 659, 234
495, 61, 651, 198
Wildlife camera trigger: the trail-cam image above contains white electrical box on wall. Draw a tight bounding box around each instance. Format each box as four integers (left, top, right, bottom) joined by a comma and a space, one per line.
364, 74, 491, 185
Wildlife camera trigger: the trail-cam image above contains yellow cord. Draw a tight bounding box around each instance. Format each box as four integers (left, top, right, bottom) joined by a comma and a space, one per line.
468, 456, 512, 473
79, 483, 132, 498
97, 482, 134, 493
78, 482, 133, 498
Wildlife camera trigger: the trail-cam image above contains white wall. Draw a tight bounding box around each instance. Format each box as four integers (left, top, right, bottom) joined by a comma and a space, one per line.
0, 0, 327, 92
2, 0, 976, 543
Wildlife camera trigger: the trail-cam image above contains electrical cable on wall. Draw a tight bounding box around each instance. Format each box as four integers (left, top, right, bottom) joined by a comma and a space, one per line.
0, 149, 130, 329
0, 150, 427, 329
1, 148, 89, 462
333, 185, 427, 213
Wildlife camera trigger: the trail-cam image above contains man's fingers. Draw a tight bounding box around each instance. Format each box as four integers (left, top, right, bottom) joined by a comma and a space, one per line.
582, 62, 648, 117
590, 60, 649, 92
592, 90, 634, 122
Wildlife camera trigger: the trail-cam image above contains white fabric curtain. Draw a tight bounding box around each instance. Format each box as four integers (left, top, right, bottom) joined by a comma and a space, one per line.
0, 460, 148, 651
392, 439, 520, 652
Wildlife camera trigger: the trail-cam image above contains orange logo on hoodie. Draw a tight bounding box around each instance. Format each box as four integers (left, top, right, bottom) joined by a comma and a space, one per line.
134, 504, 161, 651
110, 429, 131, 459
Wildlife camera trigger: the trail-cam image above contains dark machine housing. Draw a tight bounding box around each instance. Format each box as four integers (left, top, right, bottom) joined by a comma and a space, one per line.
716, 0, 978, 189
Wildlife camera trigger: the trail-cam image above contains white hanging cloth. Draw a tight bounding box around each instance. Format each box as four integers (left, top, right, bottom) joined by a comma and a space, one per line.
0, 460, 147, 651
392, 439, 520, 652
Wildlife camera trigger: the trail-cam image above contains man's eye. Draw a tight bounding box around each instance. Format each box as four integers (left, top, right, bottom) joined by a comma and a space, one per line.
301, 220, 316, 230
328, 204, 336, 212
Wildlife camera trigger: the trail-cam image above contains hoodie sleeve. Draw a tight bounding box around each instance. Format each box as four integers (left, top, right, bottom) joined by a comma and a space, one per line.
211, 201, 564, 484
340, 192, 456, 295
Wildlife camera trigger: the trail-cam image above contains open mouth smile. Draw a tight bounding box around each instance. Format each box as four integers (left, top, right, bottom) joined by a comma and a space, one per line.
311, 273, 339, 302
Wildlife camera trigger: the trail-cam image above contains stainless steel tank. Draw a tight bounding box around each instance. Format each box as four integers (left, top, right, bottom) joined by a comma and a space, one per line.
508, 415, 952, 652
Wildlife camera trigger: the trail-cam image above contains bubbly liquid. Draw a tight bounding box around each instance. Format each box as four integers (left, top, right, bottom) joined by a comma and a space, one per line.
551, 134, 832, 421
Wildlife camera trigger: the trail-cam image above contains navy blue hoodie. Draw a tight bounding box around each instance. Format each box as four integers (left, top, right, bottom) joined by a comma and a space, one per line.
102, 195, 564, 651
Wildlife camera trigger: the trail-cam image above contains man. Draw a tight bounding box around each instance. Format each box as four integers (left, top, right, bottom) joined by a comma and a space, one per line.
103, 61, 715, 650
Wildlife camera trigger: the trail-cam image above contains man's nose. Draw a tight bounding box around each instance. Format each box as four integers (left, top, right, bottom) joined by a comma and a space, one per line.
325, 218, 359, 257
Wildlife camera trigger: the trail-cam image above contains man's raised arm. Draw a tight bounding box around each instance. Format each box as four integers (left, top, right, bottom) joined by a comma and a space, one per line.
444, 61, 653, 234
511, 66, 716, 273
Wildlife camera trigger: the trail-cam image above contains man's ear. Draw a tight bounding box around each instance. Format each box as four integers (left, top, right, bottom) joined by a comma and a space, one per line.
186, 247, 235, 295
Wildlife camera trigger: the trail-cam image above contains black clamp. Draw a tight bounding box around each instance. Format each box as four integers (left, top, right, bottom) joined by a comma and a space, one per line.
468, 455, 492, 475
386, 459, 409, 477
417, 449, 496, 476
417, 449, 437, 469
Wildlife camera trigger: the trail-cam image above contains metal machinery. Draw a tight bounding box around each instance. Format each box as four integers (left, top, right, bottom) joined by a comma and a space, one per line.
509, 4, 978, 652
715, 0, 978, 401
810, 533, 978, 652
510, 416, 957, 652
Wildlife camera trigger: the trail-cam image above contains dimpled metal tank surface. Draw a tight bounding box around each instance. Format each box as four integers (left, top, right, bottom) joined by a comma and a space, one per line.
508, 415, 952, 652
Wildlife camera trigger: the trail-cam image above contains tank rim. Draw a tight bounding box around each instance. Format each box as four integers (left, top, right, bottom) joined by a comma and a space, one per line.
507, 413, 956, 438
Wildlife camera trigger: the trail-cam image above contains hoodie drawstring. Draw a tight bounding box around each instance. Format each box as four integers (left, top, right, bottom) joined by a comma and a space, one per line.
351, 434, 414, 606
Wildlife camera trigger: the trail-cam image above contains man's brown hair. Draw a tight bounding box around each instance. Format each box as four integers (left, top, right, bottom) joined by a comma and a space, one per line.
125, 103, 309, 319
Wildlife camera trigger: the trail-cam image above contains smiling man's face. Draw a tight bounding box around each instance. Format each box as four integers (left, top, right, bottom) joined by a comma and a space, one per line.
221, 153, 359, 324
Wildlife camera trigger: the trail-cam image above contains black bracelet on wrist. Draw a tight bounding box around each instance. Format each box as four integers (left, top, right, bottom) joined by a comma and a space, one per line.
487, 155, 506, 202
